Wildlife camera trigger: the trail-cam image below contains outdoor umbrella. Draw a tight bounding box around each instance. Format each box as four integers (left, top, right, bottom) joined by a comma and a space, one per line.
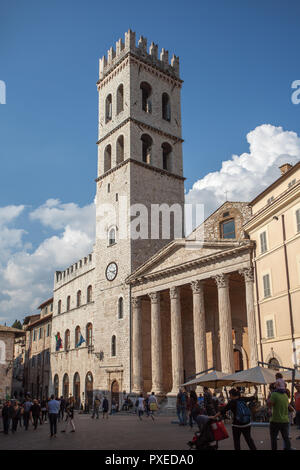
181, 370, 233, 389
219, 365, 279, 387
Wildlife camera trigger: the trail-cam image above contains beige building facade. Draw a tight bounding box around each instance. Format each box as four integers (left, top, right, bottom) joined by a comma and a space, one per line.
244, 162, 300, 370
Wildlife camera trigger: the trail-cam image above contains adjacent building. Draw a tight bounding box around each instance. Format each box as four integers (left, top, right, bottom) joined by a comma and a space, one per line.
244, 162, 300, 369
23, 298, 53, 399
0, 325, 25, 401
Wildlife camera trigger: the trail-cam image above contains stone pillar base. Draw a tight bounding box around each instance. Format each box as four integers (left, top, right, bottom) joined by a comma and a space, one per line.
165, 393, 177, 410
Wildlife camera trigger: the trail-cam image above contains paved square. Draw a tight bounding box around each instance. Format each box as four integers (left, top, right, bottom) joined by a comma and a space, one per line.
1, 412, 300, 450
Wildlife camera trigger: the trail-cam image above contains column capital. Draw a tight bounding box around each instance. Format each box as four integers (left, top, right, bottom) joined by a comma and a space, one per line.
239, 267, 254, 283
214, 273, 229, 289
149, 291, 160, 304
191, 280, 204, 294
132, 296, 141, 308
170, 286, 180, 300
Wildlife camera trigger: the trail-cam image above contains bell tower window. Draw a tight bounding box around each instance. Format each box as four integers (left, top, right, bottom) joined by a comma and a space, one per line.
116, 135, 124, 164
162, 142, 172, 171
140, 82, 152, 113
162, 93, 171, 121
117, 84, 124, 114
104, 145, 112, 173
141, 134, 152, 164
105, 94, 112, 122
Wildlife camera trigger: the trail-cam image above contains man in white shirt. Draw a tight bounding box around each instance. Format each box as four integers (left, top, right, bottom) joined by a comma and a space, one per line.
47, 395, 60, 437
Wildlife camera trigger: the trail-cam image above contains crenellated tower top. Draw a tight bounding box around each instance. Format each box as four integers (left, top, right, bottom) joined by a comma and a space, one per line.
98, 29, 180, 82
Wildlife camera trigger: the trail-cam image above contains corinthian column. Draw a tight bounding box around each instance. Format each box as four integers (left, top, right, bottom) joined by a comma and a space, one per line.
239, 267, 258, 368
132, 297, 143, 394
169, 286, 184, 394
149, 291, 164, 395
191, 280, 207, 374
214, 274, 235, 374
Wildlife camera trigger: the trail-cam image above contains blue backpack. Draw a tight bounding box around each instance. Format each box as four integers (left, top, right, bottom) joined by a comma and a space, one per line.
236, 399, 251, 425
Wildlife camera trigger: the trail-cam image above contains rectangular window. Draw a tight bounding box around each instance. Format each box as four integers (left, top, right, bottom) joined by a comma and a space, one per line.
220, 219, 235, 239
260, 231, 268, 253
39, 327, 42, 339
266, 319, 274, 338
47, 324, 50, 337
263, 274, 271, 298
33, 329, 37, 341
296, 209, 300, 233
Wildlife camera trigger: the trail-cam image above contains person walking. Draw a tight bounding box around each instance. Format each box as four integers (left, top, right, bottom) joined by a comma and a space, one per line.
187, 390, 198, 428
137, 393, 145, 421
294, 385, 300, 437
11, 401, 21, 434
2, 401, 13, 435
41, 397, 48, 423
47, 394, 60, 438
148, 392, 158, 421
23, 396, 33, 431
102, 395, 109, 419
216, 387, 257, 450
203, 387, 215, 416
59, 396, 66, 421
61, 397, 75, 433
31, 399, 41, 430
176, 388, 188, 425
268, 385, 292, 450
92, 396, 100, 419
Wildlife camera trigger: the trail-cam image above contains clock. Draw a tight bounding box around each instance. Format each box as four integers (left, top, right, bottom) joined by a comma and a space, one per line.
106, 262, 118, 281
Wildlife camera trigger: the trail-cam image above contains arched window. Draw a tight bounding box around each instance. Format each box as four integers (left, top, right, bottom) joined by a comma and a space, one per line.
63, 373, 69, 399
117, 84, 124, 114
141, 134, 152, 164
116, 135, 124, 164
76, 290, 81, 307
105, 94, 112, 122
220, 219, 236, 239
75, 326, 81, 347
87, 285, 92, 303
111, 335, 116, 357
118, 297, 124, 319
162, 93, 171, 121
268, 357, 280, 370
53, 374, 59, 398
108, 227, 116, 246
104, 145, 112, 173
161, 142, 172, 171
57, 300, 61, 315
86, 323, 93, 347
140, 82, 152, 113
65, 330, 70, 351
66, 296, 71, 311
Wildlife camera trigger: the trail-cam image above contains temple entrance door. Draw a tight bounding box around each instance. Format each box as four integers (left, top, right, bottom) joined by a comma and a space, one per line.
85, 372, 94, 408
73, 373, 80, 409
111, 380, 119, 408
234, 349, 243, 372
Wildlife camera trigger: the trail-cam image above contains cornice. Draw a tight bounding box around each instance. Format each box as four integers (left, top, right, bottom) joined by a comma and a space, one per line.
96, 116, 183, 146
95, 158, 185, 183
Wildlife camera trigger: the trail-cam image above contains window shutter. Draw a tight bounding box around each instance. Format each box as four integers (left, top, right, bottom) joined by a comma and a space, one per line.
296, 209, 300, 233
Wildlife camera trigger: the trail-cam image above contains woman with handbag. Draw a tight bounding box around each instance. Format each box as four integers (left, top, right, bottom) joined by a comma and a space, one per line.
148, 392, 158, 421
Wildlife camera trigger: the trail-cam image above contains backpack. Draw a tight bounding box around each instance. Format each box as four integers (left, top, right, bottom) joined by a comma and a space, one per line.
236, 399, 251, 425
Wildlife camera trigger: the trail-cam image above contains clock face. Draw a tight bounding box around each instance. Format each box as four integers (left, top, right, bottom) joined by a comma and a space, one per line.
106, 262, 118, 281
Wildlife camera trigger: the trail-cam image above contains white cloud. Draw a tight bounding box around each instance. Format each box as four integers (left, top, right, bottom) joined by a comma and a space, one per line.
0, 205, 26, 264
186, 124, 300, 217
0, 200, 95, 325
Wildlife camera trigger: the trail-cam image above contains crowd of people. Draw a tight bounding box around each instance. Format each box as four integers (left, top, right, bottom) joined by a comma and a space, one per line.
1, 394, 77, 438
2, 373, 300, 450
177, 373, 300, 450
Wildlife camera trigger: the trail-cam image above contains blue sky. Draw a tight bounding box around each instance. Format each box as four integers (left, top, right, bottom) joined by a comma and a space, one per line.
1, 0, 300, 323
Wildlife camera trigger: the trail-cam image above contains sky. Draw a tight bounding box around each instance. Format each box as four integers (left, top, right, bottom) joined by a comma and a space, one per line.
0, 0, 300, 324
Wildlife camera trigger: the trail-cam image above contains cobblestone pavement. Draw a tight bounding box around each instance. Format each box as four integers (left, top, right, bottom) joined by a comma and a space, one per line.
1, 412, 300, 450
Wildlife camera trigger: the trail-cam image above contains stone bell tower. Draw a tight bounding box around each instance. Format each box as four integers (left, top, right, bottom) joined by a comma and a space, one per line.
93, 30, 184, 394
